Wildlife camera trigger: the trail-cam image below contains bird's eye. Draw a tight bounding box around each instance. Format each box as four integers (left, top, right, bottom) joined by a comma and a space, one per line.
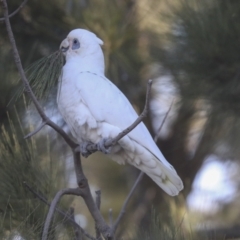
72, 38, 80, 50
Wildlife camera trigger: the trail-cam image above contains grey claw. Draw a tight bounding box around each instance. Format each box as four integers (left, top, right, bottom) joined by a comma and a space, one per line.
97, 138, 111, 154
80, 141, 93, 158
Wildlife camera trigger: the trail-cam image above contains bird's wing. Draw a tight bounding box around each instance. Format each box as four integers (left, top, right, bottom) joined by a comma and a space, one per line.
74, 72, 183, 195
75, 72, 170, 165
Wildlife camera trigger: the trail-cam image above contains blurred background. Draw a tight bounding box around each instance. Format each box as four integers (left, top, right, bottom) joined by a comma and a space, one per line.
1, 0, 240, 239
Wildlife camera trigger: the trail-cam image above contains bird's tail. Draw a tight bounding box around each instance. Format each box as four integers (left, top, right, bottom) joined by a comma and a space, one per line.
133, 157, 183, 196
109, 145, 183, 196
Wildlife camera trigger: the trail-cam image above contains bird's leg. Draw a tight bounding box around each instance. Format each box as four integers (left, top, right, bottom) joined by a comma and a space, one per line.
97, 138, 112, 154
76, 141, 94, 158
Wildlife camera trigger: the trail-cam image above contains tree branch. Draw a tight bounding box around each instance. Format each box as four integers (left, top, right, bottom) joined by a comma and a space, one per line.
0, 0, 28, 22
154, 100, 174, 142
24, 121, 46, 139
1, 1, 156, 239
111, 102, 173, 233
73, 151, 112, 239
23, 182, 96, 240
111, 172, 144, 234
95, 190, 102, 239
107, 79, 152, 147
84, 79, 153, 154
1, 0, 77, 149
42, 188, 84, 240
108, 209, 113, 227
68, 207, 83, 240
1, 2, 111, 230
68, 80, 153, 238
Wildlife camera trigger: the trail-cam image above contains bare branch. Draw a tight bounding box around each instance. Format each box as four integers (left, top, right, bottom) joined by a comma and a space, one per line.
111, 102, 173, 234
108, 209, 113, 227
42, 188, 83, 240
73, 151, 112, 239
23, 182, 96, 240
95, 190, 101, 210
1, 1, 156, 239
1, 0, 77, 149
68, 79, 152, 237
95, 190, 102, 239
24, 121, 47, 139
111, 172, 144, 233
154, 100, 174, 142
107, 79, 153, 147
0, 0, 28, 22
84, 79, 153, 155
68, 207, 83, 240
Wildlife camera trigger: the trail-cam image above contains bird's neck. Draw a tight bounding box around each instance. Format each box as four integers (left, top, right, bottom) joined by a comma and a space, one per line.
65, 51, 105, 75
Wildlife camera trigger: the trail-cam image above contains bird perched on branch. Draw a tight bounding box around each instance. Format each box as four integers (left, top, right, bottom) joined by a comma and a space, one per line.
57, 29, 183, 196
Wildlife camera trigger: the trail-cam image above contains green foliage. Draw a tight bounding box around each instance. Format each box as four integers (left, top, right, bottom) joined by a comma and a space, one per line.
132, 210, 209, 240
0, 0, 151, 238
0, 0, 68, 123
9, 51, 64, 106
0, 109, 73, 239
154, 0, 240, 106
147, 0, 240, 195
4, 0, 240, 238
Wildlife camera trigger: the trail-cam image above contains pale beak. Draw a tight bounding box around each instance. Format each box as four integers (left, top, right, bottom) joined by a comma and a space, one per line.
60, 39, 69, 52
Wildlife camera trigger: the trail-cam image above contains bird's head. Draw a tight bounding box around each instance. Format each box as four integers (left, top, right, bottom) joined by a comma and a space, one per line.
60, 29, 104, 60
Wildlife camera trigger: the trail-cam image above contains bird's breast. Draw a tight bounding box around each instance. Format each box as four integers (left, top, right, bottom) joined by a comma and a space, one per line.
57, 79, 99, 143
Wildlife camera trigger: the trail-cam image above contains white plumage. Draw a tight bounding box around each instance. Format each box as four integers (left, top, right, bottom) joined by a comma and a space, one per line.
57, 29, 183, 196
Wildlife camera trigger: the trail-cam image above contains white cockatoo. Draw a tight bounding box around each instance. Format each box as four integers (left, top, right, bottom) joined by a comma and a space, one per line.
57, 29, 183, 196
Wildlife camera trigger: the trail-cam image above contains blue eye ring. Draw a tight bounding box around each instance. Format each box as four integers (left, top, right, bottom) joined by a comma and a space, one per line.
72, 38, 80, 50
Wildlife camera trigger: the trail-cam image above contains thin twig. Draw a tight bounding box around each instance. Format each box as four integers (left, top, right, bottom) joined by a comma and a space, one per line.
42, 188, 83, 240
95, 190, 102, 239
69, 80, 152, 238
111, 102, 174, 234
95, 190, 101, 210
24, 121, 46, 139
106, 79, 153, 234
1, 2, 106, 236
1, 0, 77, 149
108, 209, 113, 227
107, 79, 153, 146
84, 79, 153, 154
0, 0, 28, 21
23, 182, 96, 240
111, 172, 144, 233
68, 207, 82, 240
1, 1, 155, 239
154, 100, 174, 142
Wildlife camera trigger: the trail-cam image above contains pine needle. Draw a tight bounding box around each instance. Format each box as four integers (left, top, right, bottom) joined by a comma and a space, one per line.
8, 51, 64, 106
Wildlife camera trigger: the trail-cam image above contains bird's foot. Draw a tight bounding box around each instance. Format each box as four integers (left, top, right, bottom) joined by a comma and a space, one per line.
97, 138, 111, 154
78, 141, 94, 158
